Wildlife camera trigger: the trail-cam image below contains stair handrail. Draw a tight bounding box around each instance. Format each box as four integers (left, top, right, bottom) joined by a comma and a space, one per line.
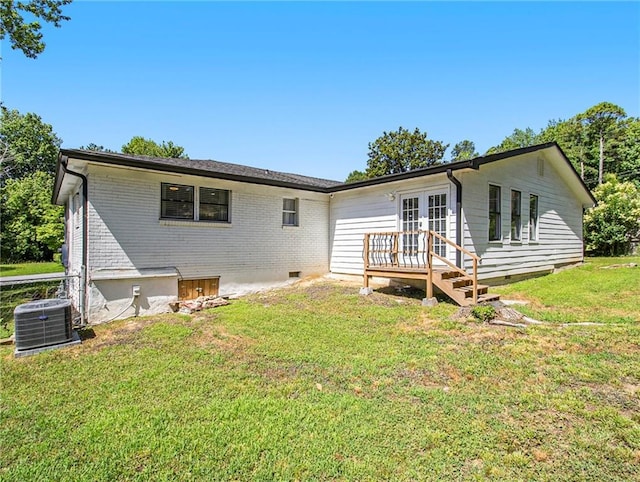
428, 230, 480, 304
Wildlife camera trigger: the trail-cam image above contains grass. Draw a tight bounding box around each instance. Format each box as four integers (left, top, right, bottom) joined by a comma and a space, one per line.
0, 261, 64, 277
1, 267, 639, 481
493, 256, 640, 324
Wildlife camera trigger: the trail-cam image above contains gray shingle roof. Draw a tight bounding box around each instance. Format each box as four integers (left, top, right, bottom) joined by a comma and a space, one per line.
60, 149, 342, 191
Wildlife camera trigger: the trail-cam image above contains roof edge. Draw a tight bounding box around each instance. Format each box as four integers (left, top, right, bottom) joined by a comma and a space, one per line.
59, 149, 334, 193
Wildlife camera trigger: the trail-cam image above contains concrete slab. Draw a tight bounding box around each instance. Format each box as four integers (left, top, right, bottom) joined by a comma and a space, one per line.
14, 330, 81, 358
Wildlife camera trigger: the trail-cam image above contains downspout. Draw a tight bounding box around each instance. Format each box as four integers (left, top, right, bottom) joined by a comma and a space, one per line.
60, 156, 89, 326
446, 169, 462, 268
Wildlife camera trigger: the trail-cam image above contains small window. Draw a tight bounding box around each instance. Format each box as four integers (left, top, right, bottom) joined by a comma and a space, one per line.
511, 190, 522, 241
489, 185, 501, 241
161, 183, 193, 219
200, 187, 230, 222
529, 194, 539, 241
282, 198, 298, 226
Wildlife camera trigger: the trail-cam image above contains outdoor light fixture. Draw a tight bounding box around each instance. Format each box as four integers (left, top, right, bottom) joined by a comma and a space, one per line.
386, 192, 396, 201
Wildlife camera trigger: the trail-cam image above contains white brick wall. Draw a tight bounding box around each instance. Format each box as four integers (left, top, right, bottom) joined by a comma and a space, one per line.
84, 165, 330, 316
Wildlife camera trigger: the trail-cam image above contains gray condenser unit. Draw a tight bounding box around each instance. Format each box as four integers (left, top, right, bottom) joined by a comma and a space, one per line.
14, 299, 73, 351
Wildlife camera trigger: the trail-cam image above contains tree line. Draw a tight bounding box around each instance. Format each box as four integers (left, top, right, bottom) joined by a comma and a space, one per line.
0, 105, 189, 262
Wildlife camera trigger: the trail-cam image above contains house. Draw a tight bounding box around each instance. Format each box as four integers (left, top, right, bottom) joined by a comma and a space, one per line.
53, 143, 595, 323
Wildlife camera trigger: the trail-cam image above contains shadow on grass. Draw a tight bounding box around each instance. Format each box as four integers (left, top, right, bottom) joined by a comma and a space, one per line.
375, 285, 451, 303
0, 265, 18, 275
78, 328, 96, 341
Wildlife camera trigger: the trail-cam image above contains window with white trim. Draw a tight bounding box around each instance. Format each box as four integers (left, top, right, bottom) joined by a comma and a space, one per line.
489, 185, 501, 241
529, 194, 539, 241
511, 189, 522, 241
161, 183, 230, 222
282, 198, 298, 226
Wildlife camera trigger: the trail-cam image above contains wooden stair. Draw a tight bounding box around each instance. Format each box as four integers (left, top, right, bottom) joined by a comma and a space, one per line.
432, 269, 500, 306
363, 230, 500, 307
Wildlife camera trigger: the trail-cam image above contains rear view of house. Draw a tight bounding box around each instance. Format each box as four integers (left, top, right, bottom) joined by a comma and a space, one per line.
53, 143, 594, 323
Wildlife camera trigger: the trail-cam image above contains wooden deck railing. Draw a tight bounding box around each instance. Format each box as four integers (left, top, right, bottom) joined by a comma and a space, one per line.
363, 230, 482, 303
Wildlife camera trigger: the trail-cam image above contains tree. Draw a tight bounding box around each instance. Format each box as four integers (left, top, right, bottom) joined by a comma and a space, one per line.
450, 140, 478, 161
538, 103, 635, 189
345, 169, 367, 183
578, 102, 626, 185
0, 0, 72, 59
78, 143, 114, 153
486, 127, 541, 155
615, 117, 640, 188
1, 171, 64, 261
365, 127, 448, 178
584, 174, 640, 256
122, 136, 188, 159
0, 106, 61, 179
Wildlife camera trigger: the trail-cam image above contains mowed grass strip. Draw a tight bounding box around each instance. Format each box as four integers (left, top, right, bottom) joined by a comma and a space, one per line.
493, 256, 640, 323
1, 279, 639, 481
0, 261, 64, 277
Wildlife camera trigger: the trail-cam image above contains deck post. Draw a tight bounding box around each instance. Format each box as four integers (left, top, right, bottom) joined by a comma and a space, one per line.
472, 258, 478, 304
426, 231, 433, 299
363, 233, 370, 289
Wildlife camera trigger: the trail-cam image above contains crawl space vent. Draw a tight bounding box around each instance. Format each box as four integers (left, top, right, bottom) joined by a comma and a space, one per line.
14, 299, 73, 351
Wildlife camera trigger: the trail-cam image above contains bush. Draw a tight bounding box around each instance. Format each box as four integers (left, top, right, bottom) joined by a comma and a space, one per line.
584, 175, 640, 256
471, 305, 497, 323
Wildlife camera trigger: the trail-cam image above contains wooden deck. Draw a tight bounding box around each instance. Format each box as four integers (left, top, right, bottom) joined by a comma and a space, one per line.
363, 231, 499, 306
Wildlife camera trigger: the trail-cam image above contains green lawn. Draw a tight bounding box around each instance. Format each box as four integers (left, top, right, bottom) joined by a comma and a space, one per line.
493, 256, 640, 323
1, 260, 639, 481
0, 261, 64, 277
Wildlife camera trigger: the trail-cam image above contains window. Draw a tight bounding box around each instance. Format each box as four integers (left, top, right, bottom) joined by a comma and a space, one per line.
489, 185, 501, 241
282, 198, 298, 226
161, 183, 230, 222
511, 190, 522, 241
529, 194, 539, 241
161, 183, 193, 219
199, 187, 229, 222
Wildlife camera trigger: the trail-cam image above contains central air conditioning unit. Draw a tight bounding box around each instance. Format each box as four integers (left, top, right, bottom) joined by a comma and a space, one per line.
14, 299, 73, 351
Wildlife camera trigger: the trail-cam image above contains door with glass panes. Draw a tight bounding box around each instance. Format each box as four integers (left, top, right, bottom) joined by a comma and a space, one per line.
399, 190, 448, 266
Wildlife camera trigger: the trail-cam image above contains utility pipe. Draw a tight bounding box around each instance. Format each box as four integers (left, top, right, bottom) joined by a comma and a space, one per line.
446, 168, 463, 268
60, 156, 89, 326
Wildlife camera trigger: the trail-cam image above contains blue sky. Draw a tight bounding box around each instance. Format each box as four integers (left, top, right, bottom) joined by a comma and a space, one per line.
2, 1, 639, 181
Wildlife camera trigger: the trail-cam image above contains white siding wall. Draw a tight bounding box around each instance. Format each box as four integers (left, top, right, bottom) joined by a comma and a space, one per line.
85, 164, 329, 320
460, 152, 584, 280
330, 174, 457, 275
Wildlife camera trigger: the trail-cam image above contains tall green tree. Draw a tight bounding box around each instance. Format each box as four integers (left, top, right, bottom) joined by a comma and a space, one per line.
539, 103, 635, 189
0, 0, 72, 59
1, 171, 64, 261
78, 143, 114, 153
365, 127, 448, 178
450, 140, 478, 161
345, 169, 367, 183
486, 127, 542, 155
578, 102, 626, 185
0, 106, 61, 179
122, 136, 189, 159
584, 175, 640, 256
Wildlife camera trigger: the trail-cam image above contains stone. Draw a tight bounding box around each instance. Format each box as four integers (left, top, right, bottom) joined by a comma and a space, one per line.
422, 297, 438, 307
359, 287, 373, 296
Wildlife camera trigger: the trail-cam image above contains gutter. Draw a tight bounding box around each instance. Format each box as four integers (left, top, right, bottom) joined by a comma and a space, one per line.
446, 168, 463, 268
58, 155, 89, 326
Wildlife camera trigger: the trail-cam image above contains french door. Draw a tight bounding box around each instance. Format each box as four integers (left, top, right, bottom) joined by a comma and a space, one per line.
399, 190, 448, 264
